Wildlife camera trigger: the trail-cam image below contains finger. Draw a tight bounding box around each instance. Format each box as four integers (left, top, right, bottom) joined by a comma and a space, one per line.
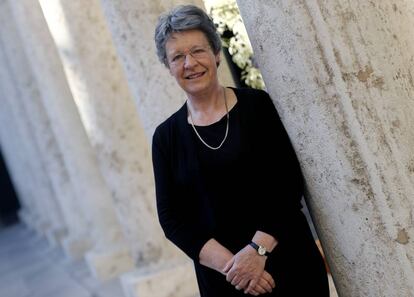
244, 279, 267, 295
231, 275, 240, 286
223, 257, 235, 274
237, 278, 249, 290
258, 278, 272, 293
263, 271, 276, 288
226, 268, 236, 282
245, 278, 259, 294
245, 288, 259, 296
253, 284, 267, 294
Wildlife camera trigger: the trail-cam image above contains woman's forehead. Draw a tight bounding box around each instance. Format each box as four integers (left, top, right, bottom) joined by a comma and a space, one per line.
166, 30, 208, 50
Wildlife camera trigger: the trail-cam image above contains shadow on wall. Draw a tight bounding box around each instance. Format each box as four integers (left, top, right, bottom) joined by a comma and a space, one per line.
301, 197, 330, 274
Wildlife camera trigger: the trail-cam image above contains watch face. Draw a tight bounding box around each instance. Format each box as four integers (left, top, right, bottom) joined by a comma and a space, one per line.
258, 246, 266, 256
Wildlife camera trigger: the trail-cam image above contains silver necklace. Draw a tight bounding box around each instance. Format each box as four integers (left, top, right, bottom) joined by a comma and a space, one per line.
187, 87, 229, 150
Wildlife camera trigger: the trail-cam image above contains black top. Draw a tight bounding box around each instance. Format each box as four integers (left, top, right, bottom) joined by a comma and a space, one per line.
152, 87, 329, 296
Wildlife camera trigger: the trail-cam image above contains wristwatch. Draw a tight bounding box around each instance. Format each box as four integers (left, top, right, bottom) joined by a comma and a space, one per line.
249, 241, 270, 256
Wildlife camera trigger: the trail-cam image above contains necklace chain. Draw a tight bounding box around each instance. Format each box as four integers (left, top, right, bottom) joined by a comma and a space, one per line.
187, 87, 229, 150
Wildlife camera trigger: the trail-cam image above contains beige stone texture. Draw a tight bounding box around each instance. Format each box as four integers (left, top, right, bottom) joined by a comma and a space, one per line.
236, 0, 414, 296
37, 0, 168, 272
8, 0, 125, 264
0, 33, 64, 241
0, 0, 99, 254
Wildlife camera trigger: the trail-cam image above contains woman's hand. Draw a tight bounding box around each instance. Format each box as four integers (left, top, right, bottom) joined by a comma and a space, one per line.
244, 270, 276, 296
223, 244, 272, 293
223, 252, 275, 296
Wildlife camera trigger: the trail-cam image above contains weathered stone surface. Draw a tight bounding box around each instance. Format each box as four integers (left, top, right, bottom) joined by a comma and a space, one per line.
0, 63, 39, 232
8, 0, 126, 262
120, 259, 198, 297
236, 0, 414, 296
0, 32, 63, 240
37, 0, 168, 272
0, 0, 97, 254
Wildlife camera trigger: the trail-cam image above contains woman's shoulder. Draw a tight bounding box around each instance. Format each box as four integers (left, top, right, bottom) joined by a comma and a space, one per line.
153, 102, 186, 142
230, 87, 274, 110
231, 86, 268, 97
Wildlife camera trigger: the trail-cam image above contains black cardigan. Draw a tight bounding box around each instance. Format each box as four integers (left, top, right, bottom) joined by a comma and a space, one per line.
152, 87, 304, 261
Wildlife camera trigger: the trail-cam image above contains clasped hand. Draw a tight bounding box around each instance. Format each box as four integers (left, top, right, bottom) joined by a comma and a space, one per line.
223, 245, 275, 296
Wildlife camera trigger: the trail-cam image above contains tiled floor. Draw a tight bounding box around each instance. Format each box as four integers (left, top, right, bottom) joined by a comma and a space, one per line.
0, 222, 338, 297
0, 223, 124, 297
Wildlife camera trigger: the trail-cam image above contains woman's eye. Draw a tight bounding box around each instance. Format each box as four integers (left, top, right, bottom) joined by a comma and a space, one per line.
193, 49, 205, 54
172, 54, 184, 62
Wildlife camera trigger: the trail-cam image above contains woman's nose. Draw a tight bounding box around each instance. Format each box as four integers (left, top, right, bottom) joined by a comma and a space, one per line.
184, 53, 198, 68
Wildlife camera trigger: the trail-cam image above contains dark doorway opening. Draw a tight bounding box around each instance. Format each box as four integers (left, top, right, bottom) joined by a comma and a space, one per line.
0, 149, 20, 227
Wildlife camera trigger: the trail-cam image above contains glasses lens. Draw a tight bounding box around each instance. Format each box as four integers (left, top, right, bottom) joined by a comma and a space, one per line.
169, 46, 210, 66
191, 47, 208, 58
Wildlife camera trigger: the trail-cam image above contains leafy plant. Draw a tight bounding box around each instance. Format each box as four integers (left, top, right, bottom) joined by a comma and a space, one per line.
210, 1, 265, 90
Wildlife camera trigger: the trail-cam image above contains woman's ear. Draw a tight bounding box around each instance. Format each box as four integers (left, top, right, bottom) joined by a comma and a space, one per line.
215, 52, 221, 67
167, 63, 174, 75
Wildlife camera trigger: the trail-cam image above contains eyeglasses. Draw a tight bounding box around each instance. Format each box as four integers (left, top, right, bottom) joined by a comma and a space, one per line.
167, 45, 211, 67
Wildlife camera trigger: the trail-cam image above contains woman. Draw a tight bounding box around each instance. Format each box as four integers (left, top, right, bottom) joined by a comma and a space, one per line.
152, 4, 329, 296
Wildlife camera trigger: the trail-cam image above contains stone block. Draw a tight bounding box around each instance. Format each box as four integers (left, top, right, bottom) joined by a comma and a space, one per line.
85, 246, 135, 281
62, 235, 92, 260
121, 259, 199, 297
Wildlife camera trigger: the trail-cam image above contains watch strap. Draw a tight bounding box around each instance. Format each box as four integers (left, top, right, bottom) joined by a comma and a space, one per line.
249, 241, 270, 256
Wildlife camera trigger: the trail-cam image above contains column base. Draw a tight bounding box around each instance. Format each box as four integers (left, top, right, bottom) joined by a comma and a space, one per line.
62, 234, 93, 259
120, 258, 199, 297
33, 218, 51, 237
18, 208, 37, 229
85, 246, 135, 281
45, 226, 68, 247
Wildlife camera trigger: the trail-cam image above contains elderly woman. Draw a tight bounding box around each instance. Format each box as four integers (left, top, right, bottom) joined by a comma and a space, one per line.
152, 4, 329, 296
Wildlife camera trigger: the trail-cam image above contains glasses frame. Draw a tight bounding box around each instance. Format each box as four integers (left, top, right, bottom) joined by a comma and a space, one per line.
167, 44, 212, 68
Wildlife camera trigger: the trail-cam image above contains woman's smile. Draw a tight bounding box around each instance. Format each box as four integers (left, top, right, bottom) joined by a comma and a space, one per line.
185, 71, 206, 80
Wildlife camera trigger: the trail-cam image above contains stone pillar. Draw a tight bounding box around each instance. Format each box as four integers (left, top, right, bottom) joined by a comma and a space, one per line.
0, 0, 95, 254
37, 0, 168, 279
8, 0, 133, 279
0, 39, 66, 242
0, 85, 37, 229
0, 55, 40, 231
236, 1, 414, 296
0, 49, 67, 246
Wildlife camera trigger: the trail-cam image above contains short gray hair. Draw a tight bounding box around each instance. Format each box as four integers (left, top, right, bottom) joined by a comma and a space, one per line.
154, 4, 222, 67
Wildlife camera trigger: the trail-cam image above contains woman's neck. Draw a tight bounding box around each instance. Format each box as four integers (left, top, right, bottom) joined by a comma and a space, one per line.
186, 84, 223, 112
186, 84, 227, 126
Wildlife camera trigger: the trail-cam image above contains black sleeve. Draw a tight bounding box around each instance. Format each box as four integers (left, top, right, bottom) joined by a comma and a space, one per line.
151, 126, 213, 261
249, 90, 304, 241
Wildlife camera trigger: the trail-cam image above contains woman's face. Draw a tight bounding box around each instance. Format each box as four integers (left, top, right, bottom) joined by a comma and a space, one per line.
165, 30, 220, 96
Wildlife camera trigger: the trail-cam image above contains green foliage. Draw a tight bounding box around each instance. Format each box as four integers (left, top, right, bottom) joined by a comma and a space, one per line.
210, 2, 265, 90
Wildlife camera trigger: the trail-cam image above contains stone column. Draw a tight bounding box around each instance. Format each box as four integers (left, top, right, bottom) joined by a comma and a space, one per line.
37, 0, 168, 279
0, 40, 65, 242
0, 56, 40, 231
0, 0, 95, 254
236, 1, 414, 296
0, 85, 37, 229
8, 0, 133, 280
